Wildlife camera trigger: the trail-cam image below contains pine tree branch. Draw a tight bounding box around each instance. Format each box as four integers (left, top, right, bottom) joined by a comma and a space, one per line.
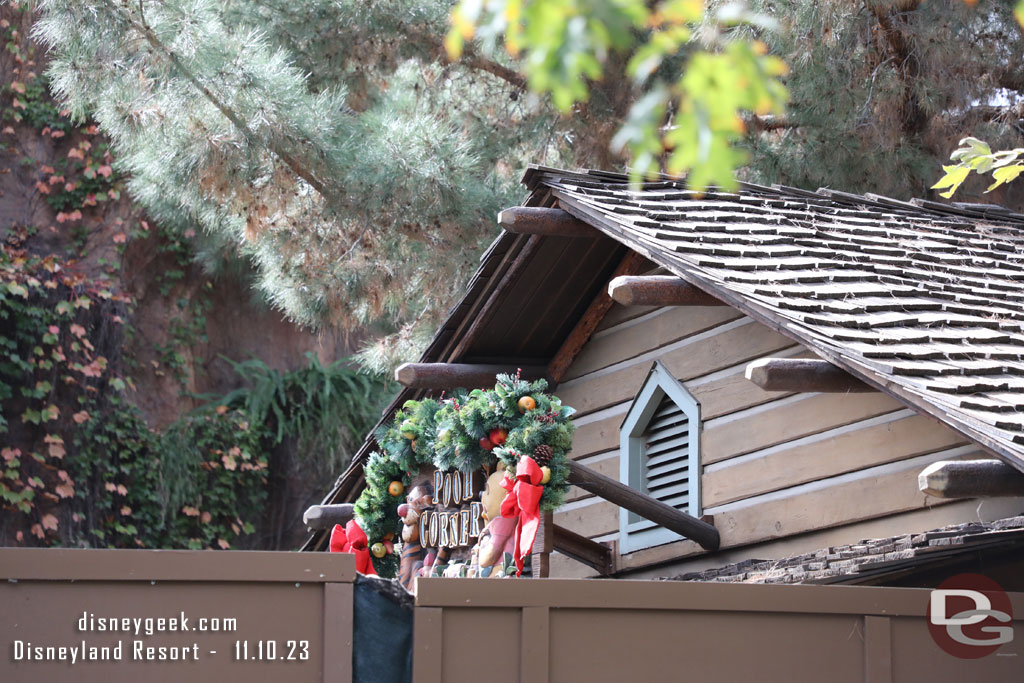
108, 0, 331, 199
404, 27, 526, 90
747, 115, 800, 132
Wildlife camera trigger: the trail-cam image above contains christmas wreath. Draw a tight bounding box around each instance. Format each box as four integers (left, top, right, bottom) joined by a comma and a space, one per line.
350, 372, 575, 577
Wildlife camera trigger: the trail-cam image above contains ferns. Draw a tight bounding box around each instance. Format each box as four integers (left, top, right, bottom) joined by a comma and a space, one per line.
208, 352, 394, 474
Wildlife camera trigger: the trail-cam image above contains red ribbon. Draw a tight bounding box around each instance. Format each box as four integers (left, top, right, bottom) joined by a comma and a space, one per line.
329, 520, 377, 575
499, 456, 544, 576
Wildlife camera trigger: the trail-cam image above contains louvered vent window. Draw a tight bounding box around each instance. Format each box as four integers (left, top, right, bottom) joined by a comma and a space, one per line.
642, 397, 690, 512
620, 361, 701, 553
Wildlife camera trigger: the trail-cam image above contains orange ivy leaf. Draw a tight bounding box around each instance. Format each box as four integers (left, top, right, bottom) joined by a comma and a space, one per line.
200, 511, 212, 524
12, 98, 25, 109
222, 454, 237, 471
182, 506, 200, 517
34, 181, 51, 195
72, 410, 91, 424
104, 482, 117, 492
10, 81, 25, 93
112, 232, 127, 244
70, 323, 86, 338
2, 447, 21, 462
41, 514, 58, 531
50, 130, 65, 139
40, 165, 55, 175
56, 483, 74, 498
217, 539, 230, 549
48, 442, 65, 459
120, 506, 131, 516
67, 148, 85, 160
116, 484, 127, 496
97, 165, 113, 178
30, 524, 44, 539
16, 530, 23, 543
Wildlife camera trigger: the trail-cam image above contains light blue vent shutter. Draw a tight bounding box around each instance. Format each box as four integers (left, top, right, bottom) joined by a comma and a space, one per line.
642, 396, 690, 512
619, 361, 701, 553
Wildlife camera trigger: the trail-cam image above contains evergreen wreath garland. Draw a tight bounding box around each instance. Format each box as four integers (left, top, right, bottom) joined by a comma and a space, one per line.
353, 372, 576, 577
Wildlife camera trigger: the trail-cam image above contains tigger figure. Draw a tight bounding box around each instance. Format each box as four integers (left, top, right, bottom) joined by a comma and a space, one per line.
397, 483, 435, 589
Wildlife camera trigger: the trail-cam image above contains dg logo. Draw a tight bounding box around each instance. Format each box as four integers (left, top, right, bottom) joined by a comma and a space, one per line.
927, 573, 1014, 659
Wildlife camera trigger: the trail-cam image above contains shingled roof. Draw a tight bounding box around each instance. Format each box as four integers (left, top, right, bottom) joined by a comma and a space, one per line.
526, 166, 1024, 474
669, 515, 1024, 587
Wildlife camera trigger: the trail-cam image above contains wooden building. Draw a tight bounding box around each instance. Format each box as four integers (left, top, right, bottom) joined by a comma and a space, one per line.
305, 167, 1024, 584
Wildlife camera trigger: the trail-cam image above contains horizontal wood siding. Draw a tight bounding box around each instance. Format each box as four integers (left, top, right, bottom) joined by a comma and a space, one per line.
558, 318, 795, 416
553, 302, 981, 577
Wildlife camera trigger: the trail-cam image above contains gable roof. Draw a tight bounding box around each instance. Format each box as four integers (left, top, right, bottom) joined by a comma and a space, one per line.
304, 165, 1024, 551
526, 166, 1024, 474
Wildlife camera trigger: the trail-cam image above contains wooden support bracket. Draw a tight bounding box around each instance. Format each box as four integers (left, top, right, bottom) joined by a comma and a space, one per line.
303, 503, 354, 530
744, 358, 872, 393
394, 363, 548, 390
553, 524, 613, 575
497, 207, 598, 237
566, 460, 720, 550
607, 275, 725, 307
919, 459, 1024, 499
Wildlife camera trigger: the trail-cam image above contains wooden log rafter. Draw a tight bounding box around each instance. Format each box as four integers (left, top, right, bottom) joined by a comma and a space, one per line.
394, 363, 548, 390
607, 275, 725, 307
303, 503, 354, 530
547, 249, 650, 383
919, 459, 1024, 499
553, 524, 614, 575
566, 460, 720, 551
497, 207, 598, 237
745, 358, 873, 393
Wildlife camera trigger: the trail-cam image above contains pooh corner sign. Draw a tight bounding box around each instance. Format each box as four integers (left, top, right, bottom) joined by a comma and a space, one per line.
418, 469, 486, 549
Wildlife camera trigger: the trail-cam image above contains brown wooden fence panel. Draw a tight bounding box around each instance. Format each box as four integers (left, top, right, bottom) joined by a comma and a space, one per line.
414, 578, 1024, 683
1, 548, 355, 683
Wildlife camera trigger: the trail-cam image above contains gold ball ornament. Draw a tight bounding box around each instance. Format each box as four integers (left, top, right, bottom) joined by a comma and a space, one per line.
371, 542, 386, 558
540, 466, 552, 485
388, 480, 405, 497
517, 396, 537, 413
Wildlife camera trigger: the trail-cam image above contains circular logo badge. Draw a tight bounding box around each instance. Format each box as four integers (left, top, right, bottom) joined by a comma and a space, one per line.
927, 573, 1013, 659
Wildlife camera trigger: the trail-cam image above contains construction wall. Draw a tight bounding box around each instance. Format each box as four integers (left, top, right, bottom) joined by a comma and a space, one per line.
413, 577, 1024, 683
2, 549, 354, 683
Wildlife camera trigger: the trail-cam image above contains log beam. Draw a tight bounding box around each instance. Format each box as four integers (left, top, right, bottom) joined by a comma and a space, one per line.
553, 524, 614, 575
547, 249, 650, 383
395, 363, 548, 390
607, 275, 725, 307
303, 504, 354, 530
497, 207, 598, 237
566, 460, 720, 550
919, 459, 1024, 499
744, 358, 872, 393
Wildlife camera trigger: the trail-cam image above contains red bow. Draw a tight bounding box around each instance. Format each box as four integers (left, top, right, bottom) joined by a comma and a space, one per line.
329, 520, 377, 575
500, 456, 545, 576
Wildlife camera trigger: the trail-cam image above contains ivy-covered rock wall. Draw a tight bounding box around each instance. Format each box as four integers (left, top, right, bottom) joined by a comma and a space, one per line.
0, 3, 390, 550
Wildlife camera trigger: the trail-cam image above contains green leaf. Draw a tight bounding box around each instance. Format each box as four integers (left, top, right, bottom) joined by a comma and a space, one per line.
986, 164, 1024, 192
930, 165, 970, 199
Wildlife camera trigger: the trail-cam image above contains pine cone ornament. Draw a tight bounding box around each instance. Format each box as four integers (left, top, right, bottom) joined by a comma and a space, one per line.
533, 444, 553, 466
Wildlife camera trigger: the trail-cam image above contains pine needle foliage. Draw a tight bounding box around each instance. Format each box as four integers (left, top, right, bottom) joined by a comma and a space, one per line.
740, 0, 1024, 204
32, 0, 563, 366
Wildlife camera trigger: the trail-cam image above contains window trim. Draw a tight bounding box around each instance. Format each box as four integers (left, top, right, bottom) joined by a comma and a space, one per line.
619, 360, 701, 554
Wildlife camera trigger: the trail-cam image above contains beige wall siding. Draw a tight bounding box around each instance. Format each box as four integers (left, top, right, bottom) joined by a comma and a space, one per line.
552, 303, 975, 578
